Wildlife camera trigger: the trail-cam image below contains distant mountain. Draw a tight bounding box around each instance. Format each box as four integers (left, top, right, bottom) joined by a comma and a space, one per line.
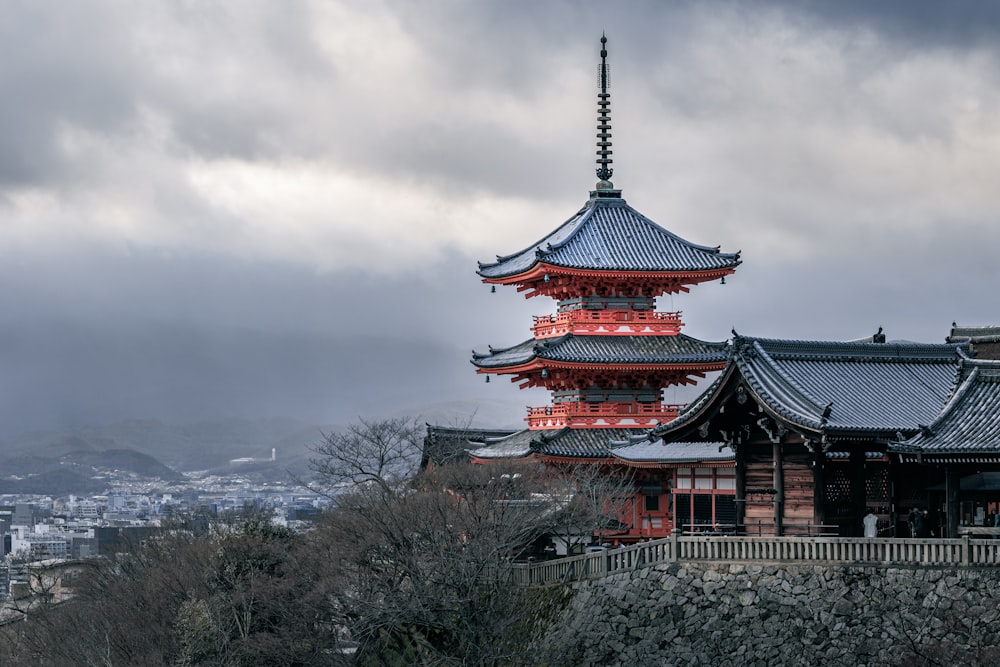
0, 401, 527, 487
0, 417, 335, 472
62, 448, 185, 482
0, 446, 184, 495
0, 468, 107, 496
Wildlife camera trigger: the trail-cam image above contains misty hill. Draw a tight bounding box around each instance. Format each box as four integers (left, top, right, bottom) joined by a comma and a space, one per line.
0, 447, 183, 495
0, 468, 108, 496
0, 400, 525, 475
61, 448, 185, 481
0, 417, 333, 473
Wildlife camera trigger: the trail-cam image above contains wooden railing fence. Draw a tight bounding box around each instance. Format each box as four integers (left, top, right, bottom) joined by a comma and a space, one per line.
509, 531, 1000, 586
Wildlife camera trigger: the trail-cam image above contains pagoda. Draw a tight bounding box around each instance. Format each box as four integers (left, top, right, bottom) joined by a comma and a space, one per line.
469, 37, 741, 528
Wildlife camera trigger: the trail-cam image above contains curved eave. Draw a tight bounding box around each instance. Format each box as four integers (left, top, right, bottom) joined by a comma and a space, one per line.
536, 454, 616, 465
469, 452, 536, 464
649, 365, 741, 437
474, 359, 728, 375
472, 334, 729, 371
613, 458, 735, 469
479, 262, 737, 286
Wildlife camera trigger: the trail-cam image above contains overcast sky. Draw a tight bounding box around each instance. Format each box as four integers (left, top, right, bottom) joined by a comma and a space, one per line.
3, 1, 1000, 436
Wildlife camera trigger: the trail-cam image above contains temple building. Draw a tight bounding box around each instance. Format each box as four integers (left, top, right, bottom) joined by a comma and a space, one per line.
426, 36, 1000, 543
465, 36, 739, 541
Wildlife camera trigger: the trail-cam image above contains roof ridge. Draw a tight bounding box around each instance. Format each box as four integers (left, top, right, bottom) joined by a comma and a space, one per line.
924, 366, 981, 436
622, 200, 740, 258
739, 340, 828, 426
540, 203, 599, 255
477, 204, 590, 270
745, 336, 966, 362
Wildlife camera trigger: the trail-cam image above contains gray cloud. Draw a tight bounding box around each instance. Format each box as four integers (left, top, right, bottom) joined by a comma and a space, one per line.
2, 1, 1000, 437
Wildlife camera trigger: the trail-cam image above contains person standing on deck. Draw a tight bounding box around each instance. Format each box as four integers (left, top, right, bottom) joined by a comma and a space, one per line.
863, 509, 878, 538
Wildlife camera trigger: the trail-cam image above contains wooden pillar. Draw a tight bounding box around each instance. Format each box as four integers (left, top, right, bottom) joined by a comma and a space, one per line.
812, 447, 826, 531
849, 449, 866, 537
735, 445, 746, 534
773, 441, 784, 536
888, 456, 899, 537
945, 466, 960, 539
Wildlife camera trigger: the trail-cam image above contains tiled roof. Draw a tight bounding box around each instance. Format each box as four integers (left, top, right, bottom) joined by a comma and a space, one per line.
894, 360, 1000, 456
610, 440, 734, 463
538, 428, 639, 458
734, 336, 964, 435
947, 324, 1000, 344
467, 429, 545, 460
471, 334, 728, 369
467, 427, 642, 460
477, 192, 740, 279
656, 335, 969, 439
423, 425, 520, 466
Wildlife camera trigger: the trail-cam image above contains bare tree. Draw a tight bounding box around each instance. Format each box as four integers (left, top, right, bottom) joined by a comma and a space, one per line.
318, 460, 560, 665
0, 512, 337, 667
304, 418, 566, 664
546, 463, 636, 552
306, 416, 424, 499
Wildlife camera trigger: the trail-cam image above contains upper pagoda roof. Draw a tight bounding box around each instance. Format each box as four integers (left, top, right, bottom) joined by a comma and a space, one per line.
656, 334, 970, 440
471, 333, 728, 369
893, 358, 1000, 461
477, 192, 741, 281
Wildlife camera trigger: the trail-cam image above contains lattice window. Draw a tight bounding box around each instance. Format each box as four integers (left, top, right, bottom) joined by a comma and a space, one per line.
825, 468, 852, 503
865, 466, 889, 504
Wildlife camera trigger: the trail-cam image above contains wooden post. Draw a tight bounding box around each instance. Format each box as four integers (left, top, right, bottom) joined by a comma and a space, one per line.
849, 448, 866, 537
812, 447, 826, 531
945, 466, 960, 539
888, 456, 899, 537
773, 441, 784, 536
735, 445, 746, 534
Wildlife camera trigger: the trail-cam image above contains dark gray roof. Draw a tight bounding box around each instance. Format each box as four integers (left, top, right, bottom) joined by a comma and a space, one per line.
656, 335, 970, 439
948, 324, 1000, 344
467, 428, 544, 460
738, 337, 963, 434
423, 425, 520, 467
610, 440, 734, 464
468, 427, 644, 460
477, 191, 740, 279
472, 334, 728, 369
894, 360, 1000, 458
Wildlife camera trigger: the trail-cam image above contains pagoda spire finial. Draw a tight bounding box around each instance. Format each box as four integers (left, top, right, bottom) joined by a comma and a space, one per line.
595, 33, 614, 188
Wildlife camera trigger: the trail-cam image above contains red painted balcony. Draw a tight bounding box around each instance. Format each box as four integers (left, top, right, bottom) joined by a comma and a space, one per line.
532, 310, 683, 338
526, 401, 683, 430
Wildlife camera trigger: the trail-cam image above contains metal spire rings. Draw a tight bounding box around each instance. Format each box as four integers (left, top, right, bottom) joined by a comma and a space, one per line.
595, 34, 614, 186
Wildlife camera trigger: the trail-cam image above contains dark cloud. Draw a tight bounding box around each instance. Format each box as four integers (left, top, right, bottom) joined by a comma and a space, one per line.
779, 0, 1000, 50
2, 1, 1000, 438
0, 4, 139, 185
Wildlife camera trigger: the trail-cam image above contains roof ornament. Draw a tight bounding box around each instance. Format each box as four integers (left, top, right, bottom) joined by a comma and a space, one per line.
595, 34, 614, 189
873, 326, 886, 344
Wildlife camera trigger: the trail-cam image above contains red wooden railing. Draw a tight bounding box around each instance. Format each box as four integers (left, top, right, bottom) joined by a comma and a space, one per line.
532, 310, 683, 338
526, 401, 683, 429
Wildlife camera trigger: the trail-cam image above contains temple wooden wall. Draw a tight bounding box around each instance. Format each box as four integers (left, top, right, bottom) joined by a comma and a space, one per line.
741, 443, 816, 535
782, 449, 815, 534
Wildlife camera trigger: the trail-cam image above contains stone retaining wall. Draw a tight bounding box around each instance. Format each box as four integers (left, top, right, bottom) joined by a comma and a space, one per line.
536, 562, 1000, 666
